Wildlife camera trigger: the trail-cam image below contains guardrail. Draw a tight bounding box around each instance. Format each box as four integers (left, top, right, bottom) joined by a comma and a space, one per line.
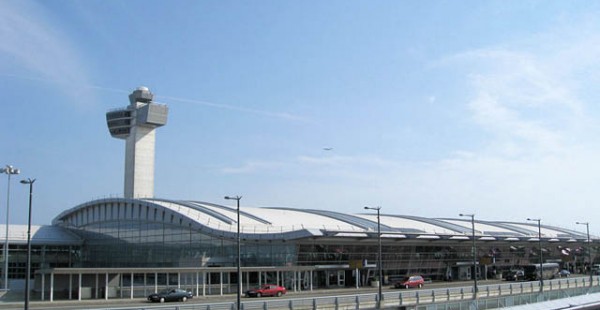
67, 276, 600, 310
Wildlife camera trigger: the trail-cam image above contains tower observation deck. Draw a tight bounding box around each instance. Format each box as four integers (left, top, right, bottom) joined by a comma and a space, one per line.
106, 87, 168, 199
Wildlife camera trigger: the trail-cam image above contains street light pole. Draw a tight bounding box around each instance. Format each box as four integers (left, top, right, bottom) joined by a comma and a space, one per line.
20, 178, 35, 310
364, 206, 382, 309
459, 213, 478, 298
225, 195, 242, 310
576, 222, 592, 286
1, 165, 20, 290
527, 218, 543, 292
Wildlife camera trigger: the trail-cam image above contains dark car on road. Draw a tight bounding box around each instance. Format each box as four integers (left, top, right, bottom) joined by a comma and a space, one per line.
245, 284, 287, 297
557, 269, 571, 277
394, 275, 425, 289
147, 288, 193, 302
504, 270, 525, 281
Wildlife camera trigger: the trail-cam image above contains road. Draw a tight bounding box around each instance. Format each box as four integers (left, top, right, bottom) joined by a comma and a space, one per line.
0, 276, 584, 310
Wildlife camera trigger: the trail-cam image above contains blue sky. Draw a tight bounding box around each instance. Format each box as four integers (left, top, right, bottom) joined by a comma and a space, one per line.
2, 1, 600, 234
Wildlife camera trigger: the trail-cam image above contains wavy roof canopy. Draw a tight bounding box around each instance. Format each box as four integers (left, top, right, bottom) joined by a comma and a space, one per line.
51, 198, 591, 242
0, 224, 83, 245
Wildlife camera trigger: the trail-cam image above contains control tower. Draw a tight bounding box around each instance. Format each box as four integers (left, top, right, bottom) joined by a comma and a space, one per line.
106, 87, 168, 199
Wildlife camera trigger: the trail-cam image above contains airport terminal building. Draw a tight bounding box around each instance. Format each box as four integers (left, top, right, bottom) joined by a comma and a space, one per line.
1, 88, 596, 299
50, 197, 593, 278
1, 196, 595, 299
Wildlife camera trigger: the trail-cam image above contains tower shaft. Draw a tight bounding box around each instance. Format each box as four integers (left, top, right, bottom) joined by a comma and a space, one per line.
124, 122, 156, 198
106, 87, 168, 199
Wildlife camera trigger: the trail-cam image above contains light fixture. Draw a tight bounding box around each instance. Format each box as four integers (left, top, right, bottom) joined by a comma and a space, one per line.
225, 195, 242, 310
527, 218, 543, 292
364, 206, 382, 309
20, 178, 36, 310
1, 165, 19, 291
459, 213, 478, 298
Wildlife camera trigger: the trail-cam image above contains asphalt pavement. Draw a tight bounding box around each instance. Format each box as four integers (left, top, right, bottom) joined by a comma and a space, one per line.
0, 278, 512, 310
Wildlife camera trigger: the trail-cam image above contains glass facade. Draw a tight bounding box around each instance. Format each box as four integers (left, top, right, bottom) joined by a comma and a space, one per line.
295, 240, 592, 281
67, 220, 296, 268
49, 198, 595, 288
0, 244, 80, 280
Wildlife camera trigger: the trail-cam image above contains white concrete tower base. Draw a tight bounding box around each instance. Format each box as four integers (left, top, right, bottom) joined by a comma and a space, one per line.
124, 122, 156, 199
106, 87, 168, 199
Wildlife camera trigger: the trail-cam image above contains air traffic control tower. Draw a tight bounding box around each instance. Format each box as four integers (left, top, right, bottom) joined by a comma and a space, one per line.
106, 87, 168, 199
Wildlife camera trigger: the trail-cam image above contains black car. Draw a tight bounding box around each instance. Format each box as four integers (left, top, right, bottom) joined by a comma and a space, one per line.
148, 288, 193, 302
504, 270, 524, 281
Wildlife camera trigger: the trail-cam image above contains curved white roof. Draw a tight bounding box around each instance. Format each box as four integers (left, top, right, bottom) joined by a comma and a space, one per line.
0, 224, 83, 245
51, 198, 591, 242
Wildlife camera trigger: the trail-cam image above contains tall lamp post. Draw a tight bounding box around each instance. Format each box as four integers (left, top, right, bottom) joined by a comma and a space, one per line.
576, 221, 592, 286
20, 178, 35, 310
225, 195, 242, 310
364, 206, 382, 309
527, 218, 543, 292
459, 213, 478, 298
1, 165, 19, 291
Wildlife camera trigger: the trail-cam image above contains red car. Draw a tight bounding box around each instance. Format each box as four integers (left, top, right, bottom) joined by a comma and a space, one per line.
245, 284, 287, 297
394, 275, 425, 289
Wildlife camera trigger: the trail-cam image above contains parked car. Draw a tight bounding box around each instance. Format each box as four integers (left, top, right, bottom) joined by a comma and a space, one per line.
245, 284, 287, 297
557, 269, 571, 277
394, 275, 425, 289
147, 288, 193, 303
504, 269, 525, 281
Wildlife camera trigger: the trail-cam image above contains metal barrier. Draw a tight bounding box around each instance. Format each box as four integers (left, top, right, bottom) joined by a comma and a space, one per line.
67, 276, 600, 310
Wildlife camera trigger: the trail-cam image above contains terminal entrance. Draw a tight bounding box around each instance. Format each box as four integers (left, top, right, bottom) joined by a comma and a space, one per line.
326, 270, 345, 286
314, 269, 346, 288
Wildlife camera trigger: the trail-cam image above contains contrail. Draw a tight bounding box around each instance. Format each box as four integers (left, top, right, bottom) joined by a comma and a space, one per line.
156, 95, 306, 121
0, 73, 306, 121
0, 73, 130, 95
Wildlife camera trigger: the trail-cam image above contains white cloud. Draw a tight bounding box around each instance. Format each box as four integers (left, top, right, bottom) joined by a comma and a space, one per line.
232, 24, 600, 233
456, 49, 582, 156
0, 1, 90, 102
406, 30, 600, 226
221, 160, 286, 174
222, 154, 396, 178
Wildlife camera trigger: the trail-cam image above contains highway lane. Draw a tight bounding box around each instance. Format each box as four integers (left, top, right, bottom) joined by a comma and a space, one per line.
0, 276, 586, 310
